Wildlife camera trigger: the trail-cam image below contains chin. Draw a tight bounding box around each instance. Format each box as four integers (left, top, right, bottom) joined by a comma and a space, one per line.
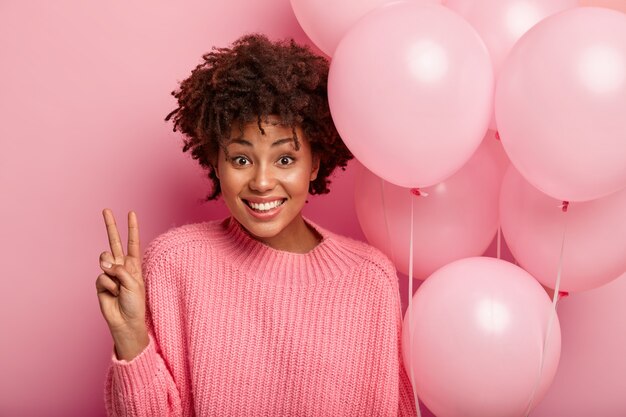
234, 207, 276, 227
241, 216, 278, 231
235, 202, 301, 239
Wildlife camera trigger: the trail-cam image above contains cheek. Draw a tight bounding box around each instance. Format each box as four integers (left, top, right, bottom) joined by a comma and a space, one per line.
283, 166, 312, 191
217, 168, 241, 196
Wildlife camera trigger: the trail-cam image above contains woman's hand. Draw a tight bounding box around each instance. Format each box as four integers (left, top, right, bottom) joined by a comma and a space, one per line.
96, 209, 147, 338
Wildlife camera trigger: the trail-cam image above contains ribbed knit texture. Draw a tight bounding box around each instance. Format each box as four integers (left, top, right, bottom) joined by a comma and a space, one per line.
104, 215, 417, 416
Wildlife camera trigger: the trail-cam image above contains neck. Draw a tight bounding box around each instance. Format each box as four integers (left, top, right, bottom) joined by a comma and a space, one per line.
242, 214, 322, 254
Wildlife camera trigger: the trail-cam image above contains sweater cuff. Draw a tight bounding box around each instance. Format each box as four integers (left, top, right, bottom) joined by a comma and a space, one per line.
109, 332, 159, 397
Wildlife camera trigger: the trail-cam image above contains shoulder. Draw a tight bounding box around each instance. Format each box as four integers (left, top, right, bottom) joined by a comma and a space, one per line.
362, 242, 399, 292
326, 228, 398, 288
329, 232, 402, 318
141, 218, 223, 269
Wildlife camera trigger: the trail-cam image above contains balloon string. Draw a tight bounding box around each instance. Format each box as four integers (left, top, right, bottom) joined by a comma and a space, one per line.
380, 178, 397, 269
523, 202, 569, 416
408, 193, 422, 417
497, 225, 502, 260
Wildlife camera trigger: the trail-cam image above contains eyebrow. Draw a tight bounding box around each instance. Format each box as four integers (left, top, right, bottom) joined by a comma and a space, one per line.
226, 137, 294, 148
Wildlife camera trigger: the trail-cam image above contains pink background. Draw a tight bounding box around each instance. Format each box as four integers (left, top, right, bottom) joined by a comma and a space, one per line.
0, 1, 623, 415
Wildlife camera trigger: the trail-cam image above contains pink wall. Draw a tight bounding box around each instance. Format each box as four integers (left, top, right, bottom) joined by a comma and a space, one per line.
0, 1, 623, 415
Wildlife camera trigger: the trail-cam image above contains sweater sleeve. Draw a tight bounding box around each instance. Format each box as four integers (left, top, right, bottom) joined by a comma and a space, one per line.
103, 235, 185, 417
368, 247, 418, 417
398, 331, 417, 417
104, 331, 183, 416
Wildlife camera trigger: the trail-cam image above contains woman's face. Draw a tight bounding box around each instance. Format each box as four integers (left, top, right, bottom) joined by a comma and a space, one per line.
214, 115, 320, 248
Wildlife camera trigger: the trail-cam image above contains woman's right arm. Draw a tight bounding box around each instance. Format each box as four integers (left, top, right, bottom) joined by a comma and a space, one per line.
104, 324, 184, 417
97, 209, 185, 417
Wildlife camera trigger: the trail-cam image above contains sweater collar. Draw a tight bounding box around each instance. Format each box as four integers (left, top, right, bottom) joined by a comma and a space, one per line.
210, 214, 363, 287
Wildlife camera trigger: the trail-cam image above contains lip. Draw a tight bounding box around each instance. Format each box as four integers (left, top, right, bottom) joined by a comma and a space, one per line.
243, 197, 287, 204
242, 198, 286, 220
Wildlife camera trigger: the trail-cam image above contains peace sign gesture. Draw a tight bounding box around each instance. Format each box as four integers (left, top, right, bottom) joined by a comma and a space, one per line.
96, 208, 147, 337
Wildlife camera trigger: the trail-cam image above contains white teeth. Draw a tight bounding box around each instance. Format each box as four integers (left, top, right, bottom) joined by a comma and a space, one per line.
248, 199, 284, 211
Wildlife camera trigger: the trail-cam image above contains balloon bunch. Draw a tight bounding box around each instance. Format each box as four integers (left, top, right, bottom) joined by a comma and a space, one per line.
291, 0, 626, 416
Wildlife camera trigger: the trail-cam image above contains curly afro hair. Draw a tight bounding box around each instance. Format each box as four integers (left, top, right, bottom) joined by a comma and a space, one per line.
164, 32, 353, 202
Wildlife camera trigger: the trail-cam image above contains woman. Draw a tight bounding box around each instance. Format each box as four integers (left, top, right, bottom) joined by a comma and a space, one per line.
97, 33, 416, 416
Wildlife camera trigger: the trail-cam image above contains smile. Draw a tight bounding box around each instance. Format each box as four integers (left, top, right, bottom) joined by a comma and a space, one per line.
243, 198, 287, 212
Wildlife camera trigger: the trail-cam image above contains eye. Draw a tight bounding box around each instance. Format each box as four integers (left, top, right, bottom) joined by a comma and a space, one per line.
278, 155, 295, 166
230, 156, 250, 166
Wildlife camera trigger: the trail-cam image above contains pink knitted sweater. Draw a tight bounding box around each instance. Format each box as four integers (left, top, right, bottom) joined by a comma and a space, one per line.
104, 215, 416, 416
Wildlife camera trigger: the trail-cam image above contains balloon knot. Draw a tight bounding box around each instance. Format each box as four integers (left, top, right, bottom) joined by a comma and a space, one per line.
410, 188, 428, 197
560, 201, 570, 212
494, 131, 501, 141
558, 291, 569, 299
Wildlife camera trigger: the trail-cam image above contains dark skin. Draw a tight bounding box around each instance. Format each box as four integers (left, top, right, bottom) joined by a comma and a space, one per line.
96, 209, 149, 360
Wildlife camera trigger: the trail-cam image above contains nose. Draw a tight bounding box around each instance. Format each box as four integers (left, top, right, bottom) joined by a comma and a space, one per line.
249, 163, 276, 193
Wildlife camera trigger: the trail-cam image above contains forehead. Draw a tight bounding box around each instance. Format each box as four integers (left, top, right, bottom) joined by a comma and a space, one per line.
227, 116, 308, 148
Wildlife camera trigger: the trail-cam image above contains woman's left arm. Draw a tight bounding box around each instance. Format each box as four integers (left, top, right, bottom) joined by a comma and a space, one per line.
366, 248, 418, 416
397, 319, 418, 417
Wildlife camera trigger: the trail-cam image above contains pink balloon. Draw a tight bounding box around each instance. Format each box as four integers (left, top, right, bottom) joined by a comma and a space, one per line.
579, 0, 626, 13
328, 1, 493, 188
500, 165, 626, 293
290, 0, 441, 57
445, 0, 578, 130
354, 131, 509, 280
403, 257, 562, 417
495, 7, 626, 202
531, 272, 626, 417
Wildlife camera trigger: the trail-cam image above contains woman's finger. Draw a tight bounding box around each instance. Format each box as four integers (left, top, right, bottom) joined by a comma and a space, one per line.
100, 263, 140, 291
102, 208, 125, 261
96, 273, 120, 296
127, 211, 141, 259
99, 251, 116, 270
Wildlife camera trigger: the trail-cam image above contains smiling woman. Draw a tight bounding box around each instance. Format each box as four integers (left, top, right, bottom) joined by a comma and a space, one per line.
215, 115, 322, 253
162, 33, 353, 253
100, 32, 417, 417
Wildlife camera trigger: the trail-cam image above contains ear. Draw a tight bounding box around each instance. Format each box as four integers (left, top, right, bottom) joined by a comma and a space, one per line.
310, 153, 320, 181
